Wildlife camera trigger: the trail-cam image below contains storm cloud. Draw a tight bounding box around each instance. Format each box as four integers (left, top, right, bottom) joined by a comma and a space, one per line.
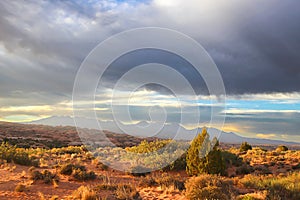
0, 0, 299, 98
0, 0, 299, 140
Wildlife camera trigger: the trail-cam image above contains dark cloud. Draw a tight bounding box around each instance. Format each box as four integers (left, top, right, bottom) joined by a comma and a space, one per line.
93, 0, 300, 95
99, 49, 209, 95
1, 0, 299, 99
201, 0, 300, 94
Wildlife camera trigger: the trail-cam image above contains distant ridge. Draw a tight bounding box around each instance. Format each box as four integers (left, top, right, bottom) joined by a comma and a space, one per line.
0, 121, 157, 148
27, 116, 300, 146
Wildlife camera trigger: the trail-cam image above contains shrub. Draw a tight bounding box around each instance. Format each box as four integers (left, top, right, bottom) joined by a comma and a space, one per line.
15, 183, 27, 192
95, 183, 118, 191
52, 146, 85, 155
30, 170, 59, 184
60, 163, 86, 175
222, 151, 243, 167
69, 186, 97, 200
241, 173, 300, 200
139, 173, 185, 191
236, 164, 254, 175
155, 173, 177, 189
126, 139, 172, 153
59, 163, 96, 181
292, 163, 300, 170
157, 174, 185, 190
30, 170, 44, 180
72, 168, 96, 181
139, 175, 157, 187
186, 128, 226, 176
185, 174, 236, 200
0, 142, 39, 166
126, 139, 188, 170
163, 154, 187, 171
237, 195, 262, 200
14, 150, 34, 165
240, 142, 252, 152
174, 179, 185, 191
97, 162, 109, 171
45, 171, 59, 184
276, 145, 288, 152
60, 164, 74, 175
115, 184, 141, 200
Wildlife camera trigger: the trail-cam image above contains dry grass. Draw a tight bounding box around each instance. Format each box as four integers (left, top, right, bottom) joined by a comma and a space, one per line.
68, 186, 98, 200
15, 183, 27, 192
241, 172, 300, 200
185, 174, 237, 200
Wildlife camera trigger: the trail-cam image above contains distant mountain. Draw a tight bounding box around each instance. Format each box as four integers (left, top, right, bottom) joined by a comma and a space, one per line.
0, 121, 157, 148
28, 116, 123, 132
28, 116, 109, 130
28, 116, 75, 127
28, 116, 300, 146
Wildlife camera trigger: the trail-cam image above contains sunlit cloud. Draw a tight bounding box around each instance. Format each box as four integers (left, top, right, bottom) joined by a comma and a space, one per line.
0, 115, 50, 122
0, 105, 54, 112
221, 124, 245, 134
224, 109, 300, 114
256, 133, 276, 139
226, 92, 300, 101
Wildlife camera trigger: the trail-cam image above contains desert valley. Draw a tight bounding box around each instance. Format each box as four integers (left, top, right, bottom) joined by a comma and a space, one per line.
0, 121, 300, 200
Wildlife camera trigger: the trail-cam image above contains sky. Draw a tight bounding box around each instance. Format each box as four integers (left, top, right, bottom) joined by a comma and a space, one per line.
0, 0, 300, 142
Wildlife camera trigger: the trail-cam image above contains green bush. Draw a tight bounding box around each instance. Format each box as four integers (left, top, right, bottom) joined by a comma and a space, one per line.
60, 164, 74, 175
59, 163, 96, 181
240, 142, 252, 152
51, 146, 86, 155
236, 164, 254, 175
0, 142, 39, 166
72, 168, 96, 181
186, 128, 226, 176
126, 139, 172, 153
163, 153, 187, 171
222, 151, 243, 167
60, 163, 86, 175
13, 150, 33, 166
185, 174, 236, 200
30, 170, 59, 184
125, 139, 188, 171
42, 170, 59, 184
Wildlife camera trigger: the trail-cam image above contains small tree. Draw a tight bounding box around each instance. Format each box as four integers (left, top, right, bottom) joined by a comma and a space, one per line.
186, 128, 226, 176
206, 144, 226, 175
239, 142, 252, 152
